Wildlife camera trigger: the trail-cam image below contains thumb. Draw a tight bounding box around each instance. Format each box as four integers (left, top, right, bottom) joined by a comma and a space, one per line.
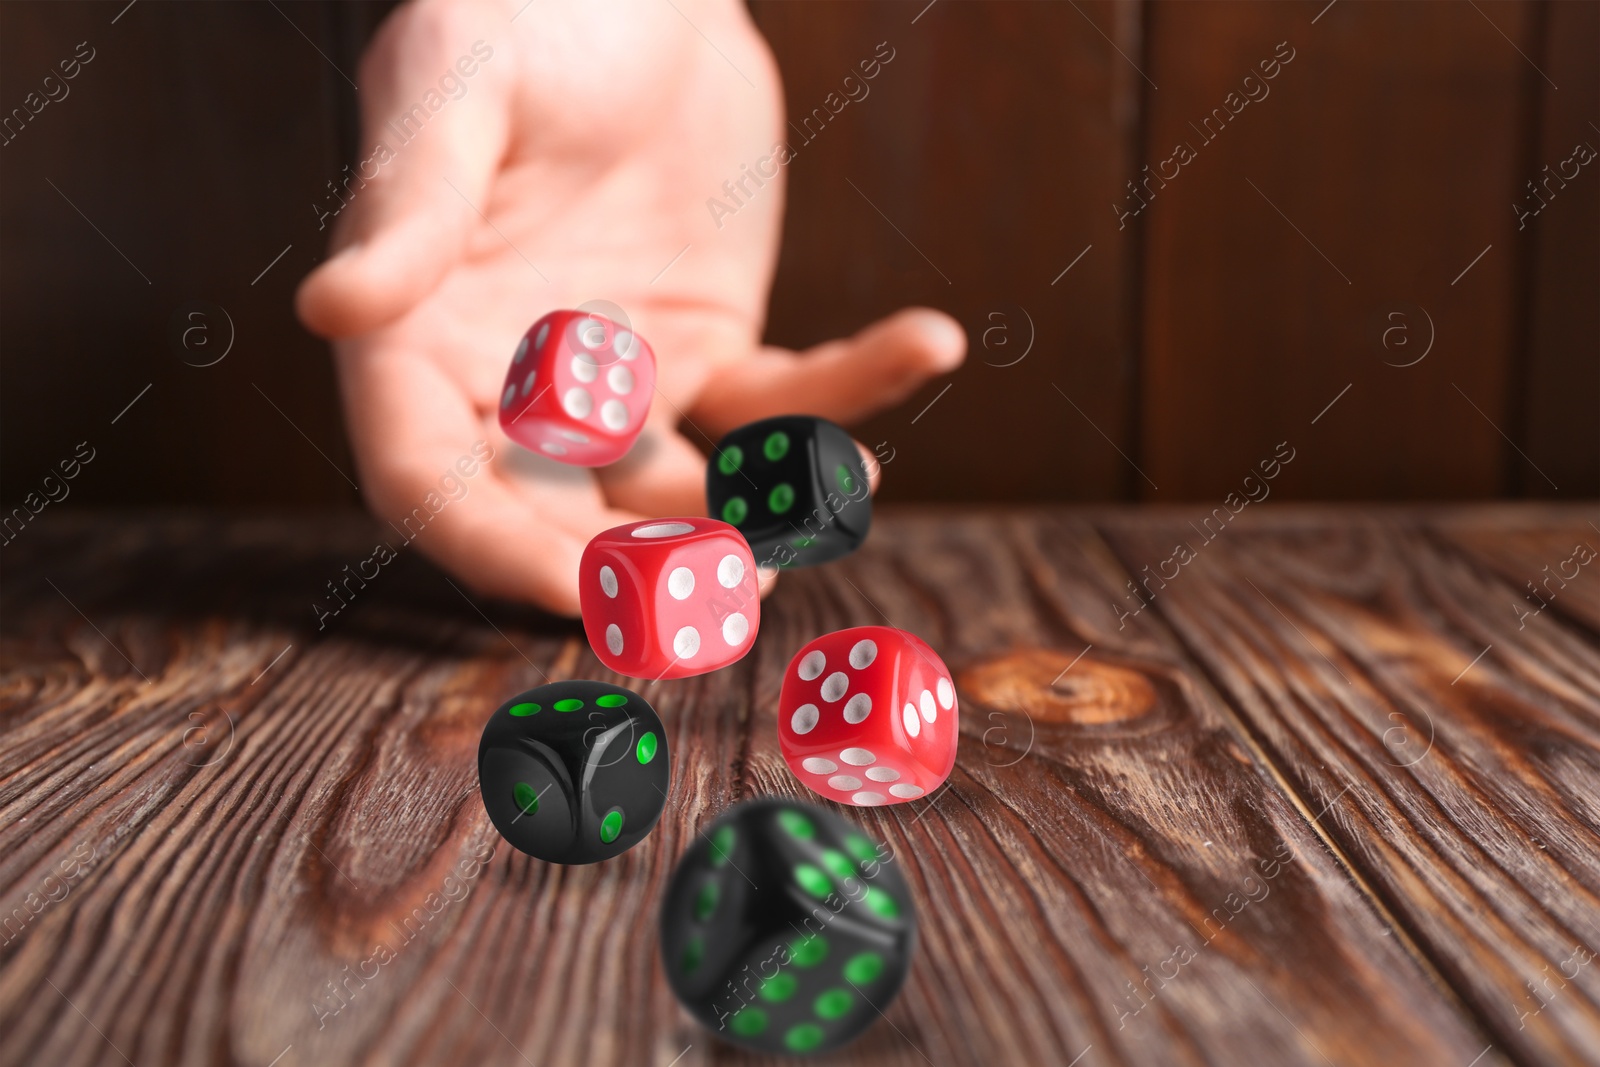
296, 13, 510, 338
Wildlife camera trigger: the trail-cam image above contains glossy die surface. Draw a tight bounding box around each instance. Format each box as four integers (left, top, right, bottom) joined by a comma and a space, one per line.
580, 518, 759, 680
660, 798, 915, 1056
705, 415, 871, 569
497, 309, 655, 466
478, 680, 668, 864
778, 626, 958, 806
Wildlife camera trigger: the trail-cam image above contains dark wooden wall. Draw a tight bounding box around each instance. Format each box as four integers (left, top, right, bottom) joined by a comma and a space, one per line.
2, 0, 1594, 511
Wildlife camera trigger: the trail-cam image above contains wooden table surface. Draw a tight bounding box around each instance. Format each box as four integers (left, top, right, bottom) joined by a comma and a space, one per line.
2, 506, 1597, 1067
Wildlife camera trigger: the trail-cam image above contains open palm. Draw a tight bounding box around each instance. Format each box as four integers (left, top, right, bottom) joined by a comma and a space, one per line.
297, 0, 964, 615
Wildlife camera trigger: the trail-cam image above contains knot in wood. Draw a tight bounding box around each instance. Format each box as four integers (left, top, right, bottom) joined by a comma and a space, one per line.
958, 648, 1157, 726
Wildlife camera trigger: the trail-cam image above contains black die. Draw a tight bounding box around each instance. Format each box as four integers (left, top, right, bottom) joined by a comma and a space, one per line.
478, 681, 668, 864
660, 798, 915, 1055
706, 416, 872, 569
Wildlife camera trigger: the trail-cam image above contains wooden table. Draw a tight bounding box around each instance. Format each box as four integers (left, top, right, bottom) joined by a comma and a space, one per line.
3, 506, 1597, 1067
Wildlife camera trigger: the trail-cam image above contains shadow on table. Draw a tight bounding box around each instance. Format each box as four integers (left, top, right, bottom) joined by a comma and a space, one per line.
1, 511, 578, 660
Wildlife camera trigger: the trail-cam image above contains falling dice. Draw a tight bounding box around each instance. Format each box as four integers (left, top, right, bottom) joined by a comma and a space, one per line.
705, 415, 872, 569
580, 518, 759, 680
477, 680, 668, 864
660, 798, 915, 1055
779, 626, 958, 806
497, 309, 656, 466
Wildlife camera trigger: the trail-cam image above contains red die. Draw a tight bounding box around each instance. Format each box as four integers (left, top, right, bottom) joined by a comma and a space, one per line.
497, 309, 656, 466
580, 518, 759, 680
778, 626, 958, 806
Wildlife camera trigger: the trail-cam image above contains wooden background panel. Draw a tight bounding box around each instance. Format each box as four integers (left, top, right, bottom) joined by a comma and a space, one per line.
1100, 506, 1600, 1065
1137, 0, 1539, 501
751, 1, 1143, 502
1520, 0, 1600, 498
0, 511, 1505, 1066
0, 1, 359, 510
1, 1, 1594, 513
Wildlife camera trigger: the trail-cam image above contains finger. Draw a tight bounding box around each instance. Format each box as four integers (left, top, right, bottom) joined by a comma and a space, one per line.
689, 307, 965, 434
756, 564, 779, 600
858, 439, 884, 495
296, 11, 511, 339
338, 342, 640, 617
592, 424, 710, 518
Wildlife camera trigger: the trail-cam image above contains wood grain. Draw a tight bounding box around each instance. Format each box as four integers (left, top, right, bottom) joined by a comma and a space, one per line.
9, 508, 1590, 1065
1100, 504, 1600, 1065
1428, 506, 1600, 635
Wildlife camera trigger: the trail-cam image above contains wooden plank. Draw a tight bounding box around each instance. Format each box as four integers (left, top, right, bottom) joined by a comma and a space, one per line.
0, 512, 1499, 1065
1519, 0, 1600, 498
1100, 504, 1600, 1065
1137, 1, 1538, 500
750, 1, 1143, 502
1429, 505, 1600, 635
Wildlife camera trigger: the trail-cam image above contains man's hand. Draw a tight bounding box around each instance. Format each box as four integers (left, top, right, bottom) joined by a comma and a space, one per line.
296, 0, 964, 616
